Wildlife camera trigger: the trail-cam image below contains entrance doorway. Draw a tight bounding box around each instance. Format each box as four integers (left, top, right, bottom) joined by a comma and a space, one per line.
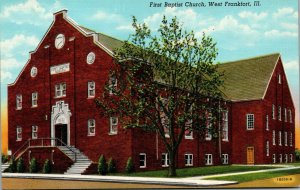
55, 124, 67, 146
246, 146, 254, 164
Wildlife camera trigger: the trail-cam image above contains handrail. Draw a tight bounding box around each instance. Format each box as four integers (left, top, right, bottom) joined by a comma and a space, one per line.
12, 138, 77, 162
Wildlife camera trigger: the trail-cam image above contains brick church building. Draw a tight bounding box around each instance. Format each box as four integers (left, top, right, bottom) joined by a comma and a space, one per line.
7, 10, 295, 174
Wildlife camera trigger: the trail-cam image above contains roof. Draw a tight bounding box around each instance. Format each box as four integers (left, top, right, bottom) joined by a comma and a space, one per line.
217, 53, 280, 101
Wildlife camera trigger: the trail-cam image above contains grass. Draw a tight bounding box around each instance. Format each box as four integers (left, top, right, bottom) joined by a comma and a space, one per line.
110, 165, 275, 178
207, 168, 300, 183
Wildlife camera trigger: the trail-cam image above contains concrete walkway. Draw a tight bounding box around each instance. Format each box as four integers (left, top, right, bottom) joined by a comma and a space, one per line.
2, 173, 237, 187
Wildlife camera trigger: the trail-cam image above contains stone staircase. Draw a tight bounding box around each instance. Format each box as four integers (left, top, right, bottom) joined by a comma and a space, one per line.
58, 146, 92, 175
1, 162, 10, 172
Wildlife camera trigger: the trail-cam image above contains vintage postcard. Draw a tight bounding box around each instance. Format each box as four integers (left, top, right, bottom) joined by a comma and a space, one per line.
1, 0, 299, 189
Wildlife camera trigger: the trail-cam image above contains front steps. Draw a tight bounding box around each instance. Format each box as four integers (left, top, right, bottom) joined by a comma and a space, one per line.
1, 162, 10, 172
58, 146, 92, 175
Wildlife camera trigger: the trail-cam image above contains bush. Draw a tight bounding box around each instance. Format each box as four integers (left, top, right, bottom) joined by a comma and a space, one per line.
97, 155, 107, 175
125, 157, 134, 173
107, 157, 116, 173
8, 159, 17, 173
43, 159, 52, 173
295, 150, 300, 161
2, 154, 8, 163
29, 158, 38, 173
16, 158, 25, 173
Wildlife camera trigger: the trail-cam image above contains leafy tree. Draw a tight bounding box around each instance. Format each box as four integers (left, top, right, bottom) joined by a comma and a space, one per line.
107, 157, 117, 173
97, 155, 107, 175
29, 158, 38, 173
2, 154, 8, 163
125, 157, 134, 173
96, 16, 224, 177
43, 159, 52, 173
16, 157, 25, 173
295, 150, 300, 161
8, 159, 17, 173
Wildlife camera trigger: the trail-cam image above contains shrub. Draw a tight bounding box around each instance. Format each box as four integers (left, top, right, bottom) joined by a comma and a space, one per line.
295, 150, 300, 161
125, 157, 134, 173
2, 154, 8, 163
8, 159, 17, 173
43, 159, 52, 173
29, 158, 38, 173
16, 157, 25, 173
107, 157, 116, 173
97, 155, 107, 175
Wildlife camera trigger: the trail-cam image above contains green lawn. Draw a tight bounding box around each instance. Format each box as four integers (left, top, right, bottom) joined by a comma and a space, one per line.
207, 168, 300, 183
110, 165, 275, 178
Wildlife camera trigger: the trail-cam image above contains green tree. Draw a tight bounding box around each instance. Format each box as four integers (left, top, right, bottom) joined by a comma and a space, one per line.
2, 154, 8, 163
43, 159, 52, 173
16, 158, 25, 173
29, 158, 38, 173
96, 16, 224, 177
295, 150, 300, 161
125, 157, 134, 173
97, 155, 107, 175
107, 157, 116, 173
8, 159, 17, 173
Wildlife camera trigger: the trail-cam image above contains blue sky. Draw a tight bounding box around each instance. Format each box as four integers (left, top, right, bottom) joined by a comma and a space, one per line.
0, 0, 299, 120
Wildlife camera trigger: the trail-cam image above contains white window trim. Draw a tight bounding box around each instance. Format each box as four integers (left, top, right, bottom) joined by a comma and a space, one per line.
266, 115, 269, 131
205, 154, 213, 165
284, 132, 287, 146
32, 92, 38, 107
109, 117, 118, 135
272, 130, 276, 145
222, 111, 229, 141
272, 154, 276, 163
272, 104, 275, 120
88, 119, 95, 136
246, 114, 254, 130
278, 106, 281, 121
279, 131, 282, 146
266, 141, 269, 156
32, 125, 38, 139
55, 83, 66, 98
284, 154, 288, 163
278, 74, 281, 84
162, 153, 169, 167
87, 81, 95, 98
222, 154, 229, 164
139, 153, 146, 168
16, 126, 22, 141
16, 94, 22, 110
184, 154, 193, 166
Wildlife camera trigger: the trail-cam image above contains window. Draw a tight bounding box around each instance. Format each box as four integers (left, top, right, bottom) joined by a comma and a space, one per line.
272, 130, 276, 145
278, 74, 281, 84
162, 153, 169, 167
266, 115, 269, 131
55, 83, 66, 97
222, 111, 228, 141
278, 131, 282, 146
266, 141, 269, 156
290, 132, 293, 146
32, 92, 38, 107
139, 153, 146, 168
87, 81, 95, 98
109, 75, 117, 94
272, 154, 276, 163
184, 154, 193, 166
272, 104, 275, 119
279, 154, 282, 163
205, 154, 213, 165
290, 154, 293, 162
159, 98, 170, 138
88, 119, 95, 136
16, 94, 22, 110
284, 108, 287, 122
288, 109, 292, 123
32, 126, 38, 139
278, 106, 281, 121
222, 154, 229, 164
185, 120, 193, 139
284, 132, 287, 146
109, 117, 118, 134
284, 154, 288, 163
246, 114, 254, 130
205, 112, 212, 140
16, 126, 22, 141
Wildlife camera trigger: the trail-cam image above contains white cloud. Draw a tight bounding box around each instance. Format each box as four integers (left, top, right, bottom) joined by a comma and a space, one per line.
116, 24, 134, 31
0, 34, 39, 57
0, 0, 53, 25
238, 11, 268, 21
0, 71, 13, 83
283, 60, 299, 70
264, 29, 297, 38
0, 58, 22, 69
92, 11, 124, 22
273, 7, 297, 19
280, 22, 298, 31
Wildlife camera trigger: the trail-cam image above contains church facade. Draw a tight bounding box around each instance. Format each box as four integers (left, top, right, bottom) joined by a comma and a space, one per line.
7, 10, 295, 173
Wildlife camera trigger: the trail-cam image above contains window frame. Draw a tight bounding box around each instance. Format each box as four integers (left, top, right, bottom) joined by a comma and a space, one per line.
279, 131, 282, 146
87, 81, 95, 98
184, 154, 193, 166
272, 154, 276, 163
205, 154, 213, 165
55, 82, 66, 98
246, 114, 254, 130
266, 141, 269, 156
184, 119, 193, 139
272, 130, 276, 145
32, 92, 38, 107
139, 153, 146, 168
88, 119, 95, 136
290, 132, 293, 146
278, 106, 281, 121
16, 126, 22, 141
284, 108, 287, 122
222, 154, 229, 164
205, 112, 212, 140
32, 125, 38, 139
288, 109, 292, 123
272, 104, 275, 120
109, 117, 118, 135
16, 94, 22, 110
284, 131, 287, 146
284, 154, 288, 163
278, 74, 281, 84
222, 111, 229, 141
162, 153, 169, 167
266, 115, 269, 131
